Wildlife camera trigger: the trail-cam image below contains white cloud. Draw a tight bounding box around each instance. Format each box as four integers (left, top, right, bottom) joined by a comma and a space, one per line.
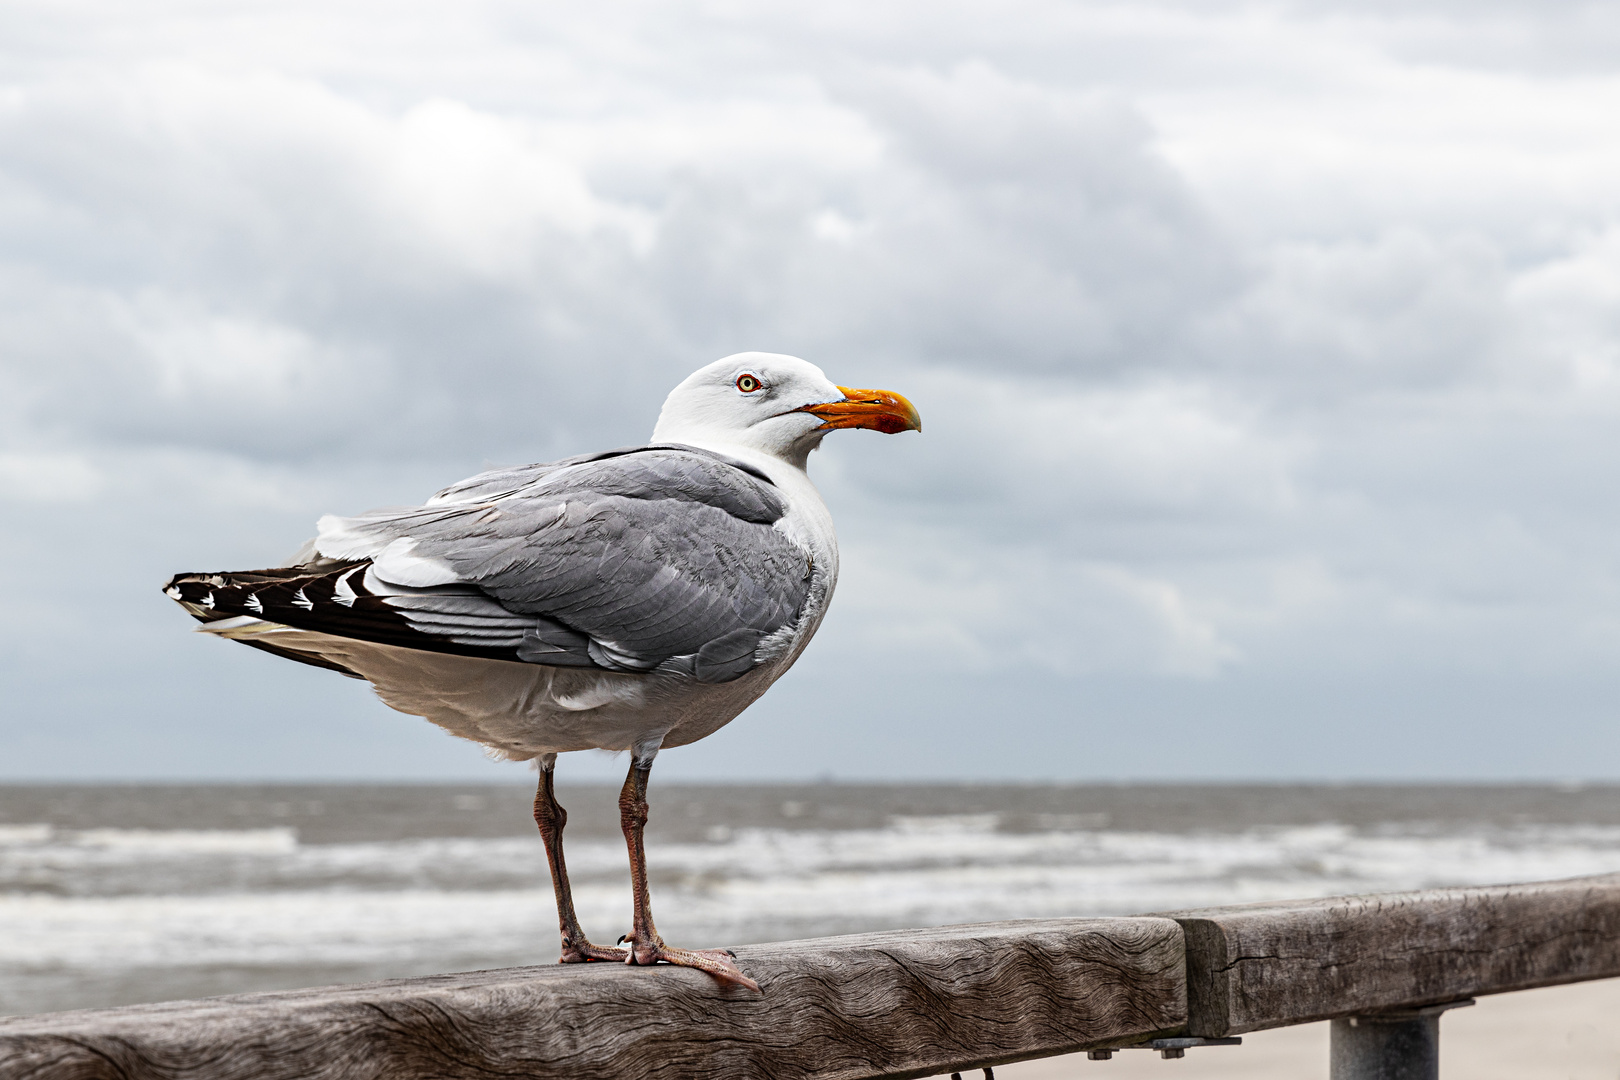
121, 294, 333, 402
0, 452, 102, 503
1509, 224, 1620, 393
833, 539, 1241, 678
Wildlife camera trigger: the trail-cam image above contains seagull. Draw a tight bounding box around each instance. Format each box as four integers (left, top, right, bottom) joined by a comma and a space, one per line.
163, 353, 920, 990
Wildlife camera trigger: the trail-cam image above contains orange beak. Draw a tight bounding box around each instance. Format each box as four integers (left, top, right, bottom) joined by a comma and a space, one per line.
797, 386, 922, 434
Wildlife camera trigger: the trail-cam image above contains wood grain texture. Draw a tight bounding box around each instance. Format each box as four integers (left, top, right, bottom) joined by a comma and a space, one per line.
1168, 872, 1620, 1036
0, 918, 1185, 1080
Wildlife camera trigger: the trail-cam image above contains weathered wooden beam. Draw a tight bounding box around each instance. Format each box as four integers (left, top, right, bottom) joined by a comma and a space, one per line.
0, 918, 1185, 1080
1169, 872, 1620, 1036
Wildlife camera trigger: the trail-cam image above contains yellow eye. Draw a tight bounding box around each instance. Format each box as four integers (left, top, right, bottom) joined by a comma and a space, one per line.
736, 373, 762, 393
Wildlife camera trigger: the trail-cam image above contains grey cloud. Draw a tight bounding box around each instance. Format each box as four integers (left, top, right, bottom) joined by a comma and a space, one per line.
820, 64, 1239, 373
1203, 231, 1516, 398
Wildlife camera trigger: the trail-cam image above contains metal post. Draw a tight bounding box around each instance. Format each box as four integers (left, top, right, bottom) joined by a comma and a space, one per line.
1330, 1001, 1472, 1080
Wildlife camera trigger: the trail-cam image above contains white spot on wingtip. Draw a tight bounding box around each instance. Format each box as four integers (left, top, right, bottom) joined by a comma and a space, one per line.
165, 586, 182, 600
292, 588, 314, 611
245, 593, 264, 614
333, 568, 361, 607
201, 592, 215, 609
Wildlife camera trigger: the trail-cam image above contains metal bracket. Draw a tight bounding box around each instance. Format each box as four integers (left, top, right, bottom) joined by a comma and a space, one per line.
1088, 1036, 1243, 1060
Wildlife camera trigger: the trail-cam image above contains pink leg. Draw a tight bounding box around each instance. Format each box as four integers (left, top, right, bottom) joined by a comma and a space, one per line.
617, 757, 760, 991
533, 759, 627, 964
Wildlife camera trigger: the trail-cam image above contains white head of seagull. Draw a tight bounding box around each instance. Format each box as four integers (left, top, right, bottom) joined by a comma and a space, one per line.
652, 352, 921, 468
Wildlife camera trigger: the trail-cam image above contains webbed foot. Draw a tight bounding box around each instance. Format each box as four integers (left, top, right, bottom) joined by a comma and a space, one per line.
620, 932, 761, 991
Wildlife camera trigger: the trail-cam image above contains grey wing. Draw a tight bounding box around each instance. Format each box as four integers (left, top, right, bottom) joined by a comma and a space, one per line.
302, 447, 813, 682
422, 448, 631, 506
420, 443, 774, 507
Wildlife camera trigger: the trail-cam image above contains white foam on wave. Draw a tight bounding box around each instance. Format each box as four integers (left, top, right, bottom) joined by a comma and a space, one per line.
0, 889, 552, 969
888, 813, 1002, 835
67, 828, 299, 854
0, 824, 52, 846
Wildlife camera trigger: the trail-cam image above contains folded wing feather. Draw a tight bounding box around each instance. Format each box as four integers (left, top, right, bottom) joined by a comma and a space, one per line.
164, 445, 812, 683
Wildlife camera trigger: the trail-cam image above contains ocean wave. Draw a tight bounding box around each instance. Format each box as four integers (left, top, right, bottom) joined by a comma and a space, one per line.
6, 818, 1620, 898
2, 818, 1619, 978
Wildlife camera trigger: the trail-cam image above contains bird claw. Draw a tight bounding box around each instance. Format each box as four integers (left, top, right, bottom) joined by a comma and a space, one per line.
558, 939, 630, 964
620, 933, 761, 991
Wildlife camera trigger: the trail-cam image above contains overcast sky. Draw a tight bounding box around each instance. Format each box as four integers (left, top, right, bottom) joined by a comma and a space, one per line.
4, 0, 1620, 781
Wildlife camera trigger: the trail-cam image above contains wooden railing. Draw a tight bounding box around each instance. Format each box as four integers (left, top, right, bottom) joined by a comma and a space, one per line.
4, 872, 1620, 1080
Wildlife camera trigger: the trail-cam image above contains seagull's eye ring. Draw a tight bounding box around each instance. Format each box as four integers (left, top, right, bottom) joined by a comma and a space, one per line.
736, 373, 763, 393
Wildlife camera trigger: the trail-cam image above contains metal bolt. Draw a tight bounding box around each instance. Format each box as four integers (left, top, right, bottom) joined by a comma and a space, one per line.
1160, 1048, 1185, 1059
1088, 1050, 1114, 1060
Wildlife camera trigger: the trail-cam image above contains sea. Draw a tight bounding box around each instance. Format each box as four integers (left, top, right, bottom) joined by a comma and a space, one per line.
4, 781, 1620, 1018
